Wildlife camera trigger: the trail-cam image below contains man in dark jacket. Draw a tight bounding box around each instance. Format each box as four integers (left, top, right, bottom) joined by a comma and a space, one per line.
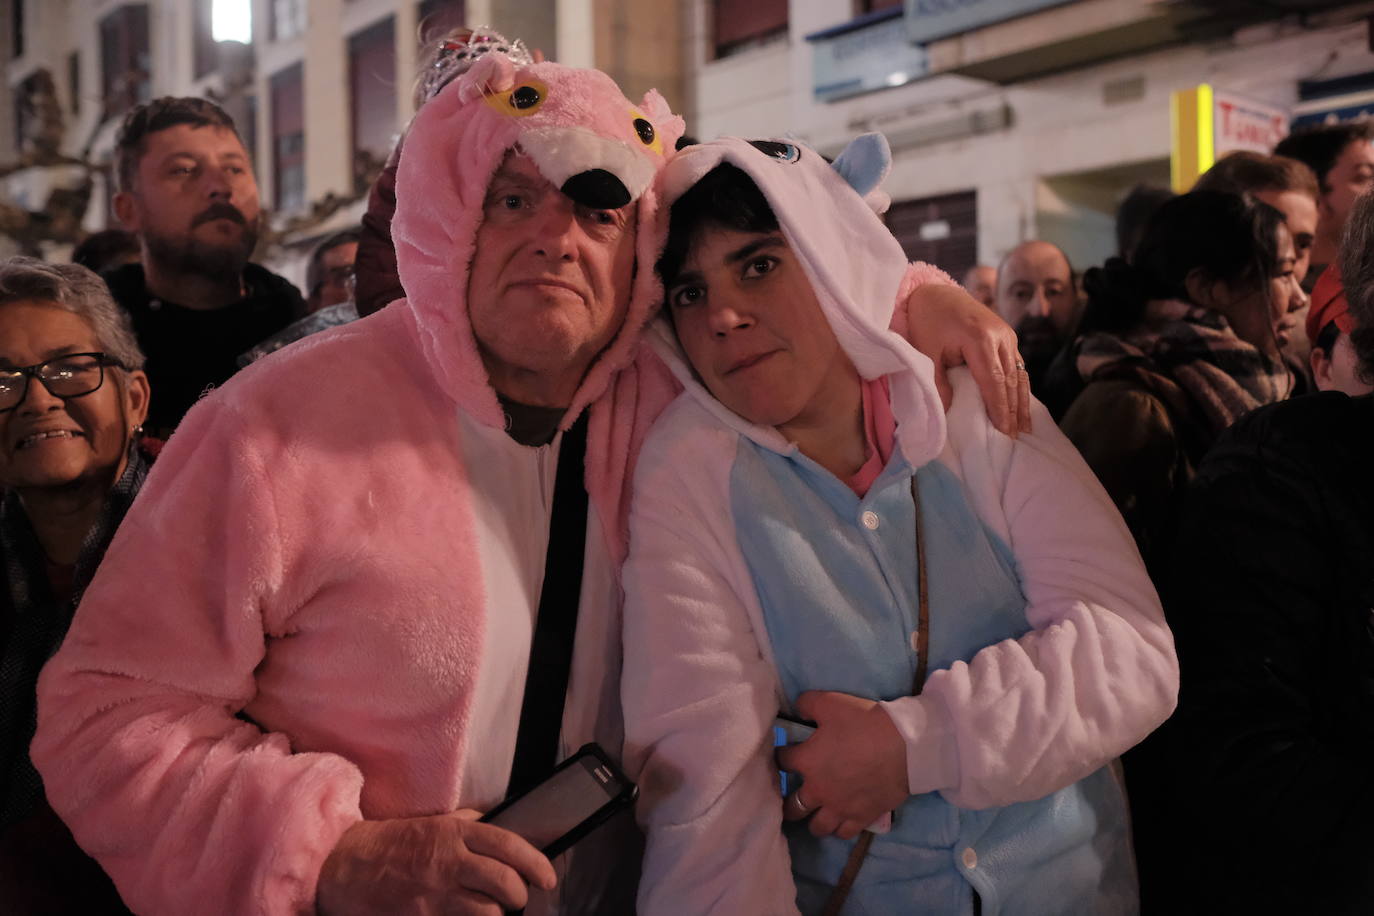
106, 97, 302, 438
1131, 186, 1374, 915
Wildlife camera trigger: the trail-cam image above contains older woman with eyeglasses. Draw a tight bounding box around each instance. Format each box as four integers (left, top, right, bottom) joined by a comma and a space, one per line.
0, 256, 147, 913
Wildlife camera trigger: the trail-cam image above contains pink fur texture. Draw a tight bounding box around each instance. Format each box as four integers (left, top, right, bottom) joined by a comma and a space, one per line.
392, 59, 685, 431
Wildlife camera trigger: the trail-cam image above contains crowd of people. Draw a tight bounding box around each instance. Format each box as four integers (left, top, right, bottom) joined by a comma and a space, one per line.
0, 22, 1369, 916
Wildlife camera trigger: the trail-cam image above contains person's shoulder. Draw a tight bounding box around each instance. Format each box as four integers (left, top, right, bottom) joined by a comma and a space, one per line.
100, 262, 148, 311
206, 305, 424, 422
244, 262, 306, 313
1211, 392, 1373, 470
637, 393, 740, 486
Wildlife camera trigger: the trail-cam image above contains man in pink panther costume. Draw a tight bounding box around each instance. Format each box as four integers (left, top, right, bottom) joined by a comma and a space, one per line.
32, 50, 1026, 916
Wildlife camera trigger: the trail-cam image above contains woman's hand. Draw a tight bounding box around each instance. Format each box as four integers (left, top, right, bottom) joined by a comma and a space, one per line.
904, 282, 1032, 437
317, 810, 556, 915
776, 691, 909, 840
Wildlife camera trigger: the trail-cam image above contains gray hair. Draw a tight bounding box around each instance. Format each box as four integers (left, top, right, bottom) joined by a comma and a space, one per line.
0, 256, 146, 370
1338, 191, 1374, 384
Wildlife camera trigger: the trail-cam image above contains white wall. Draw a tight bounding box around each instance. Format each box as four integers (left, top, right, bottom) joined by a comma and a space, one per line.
687, 1, 1374, 272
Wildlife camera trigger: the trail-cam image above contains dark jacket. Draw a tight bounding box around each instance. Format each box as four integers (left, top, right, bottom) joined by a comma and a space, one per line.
1059, 359, 1213, 574
0, 448, 151, 914
103, 262, 302, 437
355, 142, 404, 318
1131, 392, 1374, 914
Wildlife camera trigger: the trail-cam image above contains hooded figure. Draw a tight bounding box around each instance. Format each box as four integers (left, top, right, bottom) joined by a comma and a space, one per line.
621, 137, 1178, 914
31, 56, 685, 916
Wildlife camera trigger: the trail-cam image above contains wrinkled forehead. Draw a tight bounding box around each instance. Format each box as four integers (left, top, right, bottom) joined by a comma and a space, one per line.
1002, 246, 1072, 286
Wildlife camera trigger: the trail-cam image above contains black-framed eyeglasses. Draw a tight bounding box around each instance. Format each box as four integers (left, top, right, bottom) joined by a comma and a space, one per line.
0, 352, 125, 413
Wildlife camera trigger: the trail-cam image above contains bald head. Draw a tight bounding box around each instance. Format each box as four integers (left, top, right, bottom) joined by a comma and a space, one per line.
962, 265, 997, 308
995, 240, 1077, 336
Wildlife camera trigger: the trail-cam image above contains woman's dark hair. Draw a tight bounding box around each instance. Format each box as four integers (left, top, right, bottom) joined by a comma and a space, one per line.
1078, 190, 1284, 337
658, 164, 779, 289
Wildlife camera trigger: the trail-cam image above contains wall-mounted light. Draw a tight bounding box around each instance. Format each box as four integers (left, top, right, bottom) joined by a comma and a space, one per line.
212, 0, 253, 44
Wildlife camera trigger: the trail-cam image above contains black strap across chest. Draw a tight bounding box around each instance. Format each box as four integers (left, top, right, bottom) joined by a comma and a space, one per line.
507, 413, 590, 796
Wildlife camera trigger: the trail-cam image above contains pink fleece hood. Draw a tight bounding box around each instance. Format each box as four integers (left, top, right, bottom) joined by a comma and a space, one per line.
391, 52, 686, 429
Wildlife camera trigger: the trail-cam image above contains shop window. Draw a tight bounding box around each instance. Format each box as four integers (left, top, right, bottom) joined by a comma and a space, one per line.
886, 190, 978, 285
99, 4, 150, 121
349, 17, 397, 173
271, 63, 305, 211
271, 0, 306, 42
68, 51, 80, 115
194, 0, 218, 78
12, 0, 24, 59
713, 0, 787, 58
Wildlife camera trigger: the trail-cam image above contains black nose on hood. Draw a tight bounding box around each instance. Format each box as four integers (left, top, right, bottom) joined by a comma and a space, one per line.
561, 169, 632, 209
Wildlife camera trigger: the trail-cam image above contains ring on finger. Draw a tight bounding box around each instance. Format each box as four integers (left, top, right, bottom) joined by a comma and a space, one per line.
792, 789, 812, 815
1014, 359, 1026, 371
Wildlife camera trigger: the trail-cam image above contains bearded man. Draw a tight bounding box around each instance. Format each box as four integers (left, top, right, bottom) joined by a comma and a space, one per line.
105, 97, 303, 438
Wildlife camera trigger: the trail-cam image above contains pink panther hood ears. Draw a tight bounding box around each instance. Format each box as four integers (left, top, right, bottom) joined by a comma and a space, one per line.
391, 56, 685, 429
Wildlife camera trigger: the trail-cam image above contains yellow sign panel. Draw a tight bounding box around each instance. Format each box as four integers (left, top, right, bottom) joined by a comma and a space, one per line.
1170, 84, 1214, 193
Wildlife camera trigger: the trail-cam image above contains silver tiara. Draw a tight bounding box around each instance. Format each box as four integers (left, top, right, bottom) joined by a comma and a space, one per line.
421, 27, 534, 103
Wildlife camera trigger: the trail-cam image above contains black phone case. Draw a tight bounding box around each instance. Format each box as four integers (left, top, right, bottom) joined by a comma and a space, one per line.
480, 742, 639, 859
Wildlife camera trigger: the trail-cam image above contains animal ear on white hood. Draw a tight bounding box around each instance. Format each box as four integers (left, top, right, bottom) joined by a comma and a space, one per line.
650, 134, 947, 469
831, 132, 893, 215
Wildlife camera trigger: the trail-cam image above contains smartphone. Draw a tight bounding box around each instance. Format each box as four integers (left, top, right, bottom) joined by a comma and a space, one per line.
771, 714, 892, 835
772, 714, 816, 797
480, 743, 638, 859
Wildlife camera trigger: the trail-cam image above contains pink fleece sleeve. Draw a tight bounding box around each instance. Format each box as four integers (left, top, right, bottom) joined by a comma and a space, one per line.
881, 379, 1178, 809
31, 398, 364, 916
887, 261, 957, 339
622, 408, 799, 916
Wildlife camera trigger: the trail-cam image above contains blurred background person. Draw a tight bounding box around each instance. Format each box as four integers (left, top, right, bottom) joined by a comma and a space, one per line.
239, 228, 363, 366
993, 239, 1078, 391
0, 257, 148, 915
1275, 122, 1374, 291
1307, 264, 1373, 396
355, 28, 535, 318
1130, 187, 1374, 915
105, 96, 302, 439
1194, 150, 1319, 383
69, 230, 140, 277
304, 227, 360, 316
960, 263, 996, 308
1115, 184, 1176, 263
1057, 190, 1304, 572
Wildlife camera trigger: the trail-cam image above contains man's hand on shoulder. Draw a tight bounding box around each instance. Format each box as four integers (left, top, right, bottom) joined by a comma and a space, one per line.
317, 810, 556, 915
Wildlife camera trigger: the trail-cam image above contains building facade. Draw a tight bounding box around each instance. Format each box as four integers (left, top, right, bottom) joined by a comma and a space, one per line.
681, 0, 1374, 280
0, 0, 683, 279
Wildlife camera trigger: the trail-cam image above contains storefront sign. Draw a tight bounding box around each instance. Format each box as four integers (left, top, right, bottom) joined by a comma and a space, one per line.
811, 12, 929, 103
1213, 91, 1289, 156
1170, 84, 1290, 192
904, 0, 1071, 45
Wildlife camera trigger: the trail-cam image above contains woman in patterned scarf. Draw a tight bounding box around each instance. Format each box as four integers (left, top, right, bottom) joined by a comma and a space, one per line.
1058, 190, 1306, 573
0, 257, 149, 913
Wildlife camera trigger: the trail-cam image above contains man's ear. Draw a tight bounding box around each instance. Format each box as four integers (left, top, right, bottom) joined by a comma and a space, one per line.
112, 190, 139, 232
1311, 345, 1334, 391
1183, 267, 1226, 311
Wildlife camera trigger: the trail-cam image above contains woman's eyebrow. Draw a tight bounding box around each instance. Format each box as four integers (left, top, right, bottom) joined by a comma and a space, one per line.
724, 236, 785, 265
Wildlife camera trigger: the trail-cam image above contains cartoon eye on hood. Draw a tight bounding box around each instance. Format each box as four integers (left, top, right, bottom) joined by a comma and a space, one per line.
483, 80, 549, 117
747, 140, 800, 162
